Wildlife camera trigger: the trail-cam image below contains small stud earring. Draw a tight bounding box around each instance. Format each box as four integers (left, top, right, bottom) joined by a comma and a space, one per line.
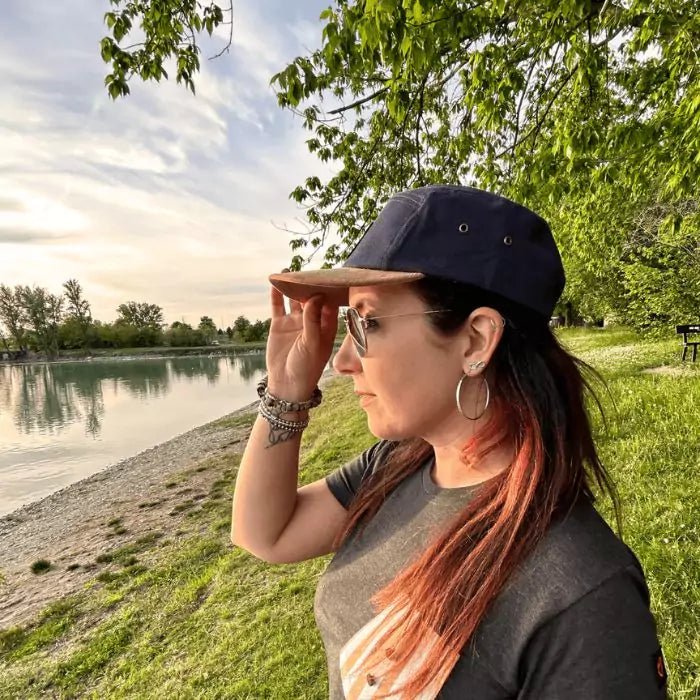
468, 360, 485, 372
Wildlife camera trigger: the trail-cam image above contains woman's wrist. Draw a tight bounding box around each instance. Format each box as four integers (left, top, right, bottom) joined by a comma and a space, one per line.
258, 376, 322, 409
277, 409, 309, 423
265, 384, 313, 403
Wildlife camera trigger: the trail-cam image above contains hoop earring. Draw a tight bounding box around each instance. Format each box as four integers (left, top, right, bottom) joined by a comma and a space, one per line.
455, 372, 490, 420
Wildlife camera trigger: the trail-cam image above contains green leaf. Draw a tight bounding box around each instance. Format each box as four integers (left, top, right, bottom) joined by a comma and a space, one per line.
412, 0, 423, 23
100, 38, 113, 63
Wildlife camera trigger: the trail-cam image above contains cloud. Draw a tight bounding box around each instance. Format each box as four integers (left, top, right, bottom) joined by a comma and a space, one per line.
0, 197, 27, 213
0, 184, 89, 237
0, 0, 333, 325
0, 230, 74, 244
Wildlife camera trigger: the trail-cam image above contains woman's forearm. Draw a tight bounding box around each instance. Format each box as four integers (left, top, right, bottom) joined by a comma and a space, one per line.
230, 412, 307, 561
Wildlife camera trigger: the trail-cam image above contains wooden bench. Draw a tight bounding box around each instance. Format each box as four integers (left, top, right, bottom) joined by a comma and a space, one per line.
676, 324, 700, 362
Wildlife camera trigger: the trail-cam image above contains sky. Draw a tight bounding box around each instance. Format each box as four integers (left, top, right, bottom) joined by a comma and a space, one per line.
0, 0, 335, 328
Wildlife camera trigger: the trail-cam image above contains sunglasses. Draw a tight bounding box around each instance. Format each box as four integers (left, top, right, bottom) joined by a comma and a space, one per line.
341, 306, 452, 357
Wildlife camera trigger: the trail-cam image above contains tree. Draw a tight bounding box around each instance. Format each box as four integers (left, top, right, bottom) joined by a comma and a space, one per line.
271, 1, 697, 256
63, 279, 93, 349
165, 321, 201, 347
59, 317, 92, 350
0, 284, 28, 351
198, 315, 217, 344
63, 279, 92, 325
18, 285, 64, 360
269, 1, 699, 330
116, 301, 164, 329
101, 1, 699, 329
232, 315, 251, 341
245, 319, 267, 342
115, 301, 164, 347
100, 0, 233, 99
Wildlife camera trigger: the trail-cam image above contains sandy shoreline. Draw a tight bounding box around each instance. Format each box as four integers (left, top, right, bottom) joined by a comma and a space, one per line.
0, 368, 337, 630
0, 398, 258, 630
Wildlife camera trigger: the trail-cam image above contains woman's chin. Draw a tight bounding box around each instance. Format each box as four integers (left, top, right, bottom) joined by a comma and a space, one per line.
366, 414, 411, 442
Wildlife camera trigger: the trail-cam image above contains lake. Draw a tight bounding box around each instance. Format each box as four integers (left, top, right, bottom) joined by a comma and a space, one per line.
0, 353, 267, 517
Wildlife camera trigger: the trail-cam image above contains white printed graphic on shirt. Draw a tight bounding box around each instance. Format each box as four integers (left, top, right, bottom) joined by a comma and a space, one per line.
339, 600, 459, 699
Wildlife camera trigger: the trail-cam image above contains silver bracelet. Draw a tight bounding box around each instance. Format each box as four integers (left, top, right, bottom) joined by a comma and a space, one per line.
258, 400, 309, 432
256, 375, 322, 412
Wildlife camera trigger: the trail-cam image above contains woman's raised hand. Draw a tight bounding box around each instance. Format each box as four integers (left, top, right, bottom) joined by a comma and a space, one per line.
266, 286, 340, 401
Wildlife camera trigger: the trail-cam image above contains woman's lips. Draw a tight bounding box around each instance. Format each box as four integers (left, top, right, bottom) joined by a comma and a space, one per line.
357, 393, 375, 407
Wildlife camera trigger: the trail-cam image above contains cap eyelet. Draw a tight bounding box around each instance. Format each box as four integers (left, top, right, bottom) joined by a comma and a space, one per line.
503, 235, 513, 246
458, 223, 469, 233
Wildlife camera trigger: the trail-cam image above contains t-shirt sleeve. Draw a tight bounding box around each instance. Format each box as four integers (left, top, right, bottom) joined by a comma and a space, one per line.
519, 565, 668, 699
325, 440, 397, 509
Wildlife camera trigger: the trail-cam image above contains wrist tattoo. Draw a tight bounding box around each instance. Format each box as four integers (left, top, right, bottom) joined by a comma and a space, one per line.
265, 426, 299, 448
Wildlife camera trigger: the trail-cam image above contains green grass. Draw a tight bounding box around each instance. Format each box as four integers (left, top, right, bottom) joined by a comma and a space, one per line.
29, 560, 52, 575
0, 599, 83, 663
94, 533, 164, 566
0, 328, 697, 698
210, 412, 258, 431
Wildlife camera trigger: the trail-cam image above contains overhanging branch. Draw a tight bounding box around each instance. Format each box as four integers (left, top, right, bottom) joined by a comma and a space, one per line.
328, 87, 389, 115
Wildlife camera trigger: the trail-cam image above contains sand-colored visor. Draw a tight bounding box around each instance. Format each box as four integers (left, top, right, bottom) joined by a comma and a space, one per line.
268, 267, 425, 305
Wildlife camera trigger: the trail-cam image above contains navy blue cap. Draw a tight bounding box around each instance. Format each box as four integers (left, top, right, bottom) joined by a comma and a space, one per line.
269, 185, 565, 318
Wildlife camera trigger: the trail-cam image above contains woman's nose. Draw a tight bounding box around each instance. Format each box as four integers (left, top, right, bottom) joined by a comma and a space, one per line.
332, 333, 362, 375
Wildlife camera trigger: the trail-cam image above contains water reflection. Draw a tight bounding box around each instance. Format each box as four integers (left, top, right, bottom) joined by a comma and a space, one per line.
0, 352, 267, 439
170, 357, 219, 383
236, 353, 267, 381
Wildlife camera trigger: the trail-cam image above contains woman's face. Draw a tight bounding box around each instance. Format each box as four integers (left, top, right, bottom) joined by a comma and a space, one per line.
332, 284, 477, 442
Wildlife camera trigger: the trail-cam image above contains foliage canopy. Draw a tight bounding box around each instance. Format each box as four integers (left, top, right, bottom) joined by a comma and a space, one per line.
103, 1, 699, 329
271, 0, 699, 330
100, 0, 232, 98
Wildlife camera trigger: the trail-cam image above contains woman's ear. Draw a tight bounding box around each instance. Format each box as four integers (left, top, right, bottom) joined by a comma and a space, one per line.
461, 307, 505, 373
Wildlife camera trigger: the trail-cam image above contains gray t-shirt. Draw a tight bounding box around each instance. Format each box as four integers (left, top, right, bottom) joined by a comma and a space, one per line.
314, 440, 667, 699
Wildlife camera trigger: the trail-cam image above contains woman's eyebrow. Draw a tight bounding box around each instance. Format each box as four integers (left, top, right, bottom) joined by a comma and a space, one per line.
352, 299, 377, 313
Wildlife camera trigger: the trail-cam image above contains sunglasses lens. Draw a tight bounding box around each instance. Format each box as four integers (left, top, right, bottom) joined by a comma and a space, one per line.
344, 308, 366, 356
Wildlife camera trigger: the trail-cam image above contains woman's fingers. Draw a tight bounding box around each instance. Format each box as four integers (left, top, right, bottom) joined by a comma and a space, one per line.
320, 303, 340, 339
270, 283, 336, 352
270, 285, 286, 318
301, 295, 324, 342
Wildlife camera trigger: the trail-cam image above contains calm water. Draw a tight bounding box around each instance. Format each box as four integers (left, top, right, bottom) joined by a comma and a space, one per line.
0, 353, 267, 517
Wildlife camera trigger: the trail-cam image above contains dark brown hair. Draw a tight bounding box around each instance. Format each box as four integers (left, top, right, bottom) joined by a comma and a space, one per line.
330, 276, 621, 698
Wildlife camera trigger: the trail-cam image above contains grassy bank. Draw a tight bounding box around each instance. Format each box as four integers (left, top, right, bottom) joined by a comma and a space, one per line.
0, 327, 698, 698
9, 339, 345, 363
50, 343, 267, 360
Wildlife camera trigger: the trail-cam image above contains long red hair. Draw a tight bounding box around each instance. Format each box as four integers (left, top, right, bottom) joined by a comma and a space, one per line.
330, 278, 621, 698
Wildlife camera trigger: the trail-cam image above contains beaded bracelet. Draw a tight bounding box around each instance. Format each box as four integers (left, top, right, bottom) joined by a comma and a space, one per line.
258, 400, 309, 432
256, 375, 323, 413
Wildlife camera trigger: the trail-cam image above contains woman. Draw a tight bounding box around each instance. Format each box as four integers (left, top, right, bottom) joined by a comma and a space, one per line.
231, 185, 667, 699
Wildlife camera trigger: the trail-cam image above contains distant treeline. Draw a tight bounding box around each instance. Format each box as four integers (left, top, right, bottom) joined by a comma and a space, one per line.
0, 280, 271, 360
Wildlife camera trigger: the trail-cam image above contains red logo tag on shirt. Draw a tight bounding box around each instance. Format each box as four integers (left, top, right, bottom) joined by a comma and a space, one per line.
653, 648, 667, 689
